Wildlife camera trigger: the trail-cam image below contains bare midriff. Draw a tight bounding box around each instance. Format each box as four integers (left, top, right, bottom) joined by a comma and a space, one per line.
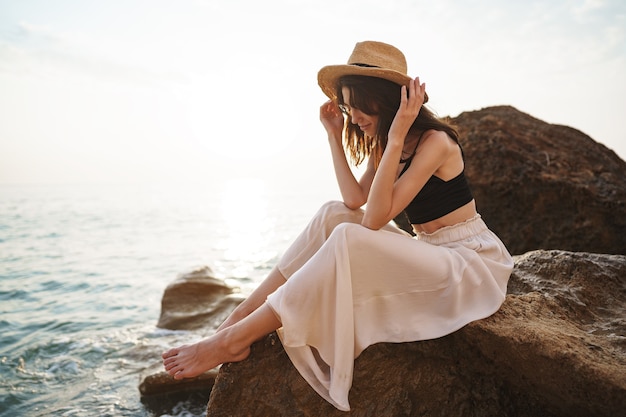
411, 200, 477, 235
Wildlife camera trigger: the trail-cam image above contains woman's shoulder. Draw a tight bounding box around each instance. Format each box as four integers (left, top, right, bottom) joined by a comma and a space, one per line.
409, 130, 452, 166
418, 129, 456, 152
417, 130, 464, 178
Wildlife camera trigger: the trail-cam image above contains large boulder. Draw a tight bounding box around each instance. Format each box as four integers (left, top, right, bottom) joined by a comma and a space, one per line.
205, 251, 626, 417
157, 266, 245, 331
454, 106, 626, 255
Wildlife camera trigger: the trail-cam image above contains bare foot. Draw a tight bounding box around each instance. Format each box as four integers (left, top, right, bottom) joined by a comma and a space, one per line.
161, 329, 250, 379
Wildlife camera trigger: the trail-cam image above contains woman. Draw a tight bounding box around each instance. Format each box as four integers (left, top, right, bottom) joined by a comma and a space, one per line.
162, 41, 513, 412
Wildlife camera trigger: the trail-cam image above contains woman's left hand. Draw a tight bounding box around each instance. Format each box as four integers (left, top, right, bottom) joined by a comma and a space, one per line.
388, 77, 426, 143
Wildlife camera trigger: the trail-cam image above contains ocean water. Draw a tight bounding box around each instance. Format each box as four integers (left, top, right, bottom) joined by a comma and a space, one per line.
0, 180, 336, 417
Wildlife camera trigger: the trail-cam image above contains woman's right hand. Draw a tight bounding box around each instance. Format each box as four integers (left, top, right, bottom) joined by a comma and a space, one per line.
320, 100, 368, 208
319, 100, 345, 140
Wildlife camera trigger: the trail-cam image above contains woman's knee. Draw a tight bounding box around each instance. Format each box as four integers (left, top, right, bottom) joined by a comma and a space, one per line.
315, 200, 363, 226
318, 200, 350, 215
328, 222, 374, 245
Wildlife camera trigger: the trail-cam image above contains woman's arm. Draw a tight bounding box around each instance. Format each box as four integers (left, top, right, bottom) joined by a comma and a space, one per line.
362, 78, 447, 230
362, 131, 452, 229
320, 101, 374, 209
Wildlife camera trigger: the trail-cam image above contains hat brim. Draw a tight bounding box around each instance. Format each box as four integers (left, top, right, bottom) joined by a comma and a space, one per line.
317, 64, 429, 103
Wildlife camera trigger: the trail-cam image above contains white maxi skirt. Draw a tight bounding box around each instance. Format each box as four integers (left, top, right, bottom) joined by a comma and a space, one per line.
266, 201, 514, 411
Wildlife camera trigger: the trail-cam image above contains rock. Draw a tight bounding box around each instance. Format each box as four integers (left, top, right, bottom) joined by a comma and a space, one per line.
139, 366, 219, 397
454, 106, 626, 255
139, 366, 217, 417
205, 251, 626, 417
140, 267, 243, 414
157, 266, 245, 331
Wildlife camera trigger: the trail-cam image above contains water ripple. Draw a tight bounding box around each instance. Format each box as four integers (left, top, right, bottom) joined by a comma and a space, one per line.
0, 182, 333, 416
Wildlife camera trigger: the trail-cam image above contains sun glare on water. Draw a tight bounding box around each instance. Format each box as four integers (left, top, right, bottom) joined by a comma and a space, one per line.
216, 178, 277, 282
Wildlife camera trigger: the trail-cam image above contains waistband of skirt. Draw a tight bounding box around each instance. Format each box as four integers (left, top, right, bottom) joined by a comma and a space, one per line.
415, 214, 487, 245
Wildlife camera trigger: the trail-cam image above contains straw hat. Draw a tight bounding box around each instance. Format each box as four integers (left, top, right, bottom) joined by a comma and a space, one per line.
317, 40, 428, 103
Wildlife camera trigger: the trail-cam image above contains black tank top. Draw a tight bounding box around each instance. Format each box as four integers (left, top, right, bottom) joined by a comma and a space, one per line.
398, 132, 473, 224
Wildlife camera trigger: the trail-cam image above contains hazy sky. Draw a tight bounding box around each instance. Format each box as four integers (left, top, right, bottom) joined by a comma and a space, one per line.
1, 0, 624, 185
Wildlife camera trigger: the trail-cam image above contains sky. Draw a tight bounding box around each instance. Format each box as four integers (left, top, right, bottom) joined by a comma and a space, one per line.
0, 0, 624, 186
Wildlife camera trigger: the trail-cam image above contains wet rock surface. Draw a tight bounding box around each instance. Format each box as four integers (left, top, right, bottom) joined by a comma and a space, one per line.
139, 363, 217, 416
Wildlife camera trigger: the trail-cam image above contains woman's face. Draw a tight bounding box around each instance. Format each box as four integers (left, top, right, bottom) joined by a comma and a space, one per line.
341, 87, 380, 137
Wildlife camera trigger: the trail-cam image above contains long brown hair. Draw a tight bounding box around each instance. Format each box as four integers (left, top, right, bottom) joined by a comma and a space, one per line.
337, 75, 460, 166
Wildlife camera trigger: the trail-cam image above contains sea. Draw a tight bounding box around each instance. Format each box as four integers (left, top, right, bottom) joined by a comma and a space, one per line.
0, 180, 337, 417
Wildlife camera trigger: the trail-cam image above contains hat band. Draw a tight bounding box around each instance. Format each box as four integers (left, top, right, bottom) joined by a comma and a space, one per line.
351, 63, 379, 68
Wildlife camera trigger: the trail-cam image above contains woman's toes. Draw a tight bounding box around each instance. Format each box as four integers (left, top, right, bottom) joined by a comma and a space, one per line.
163, 356, 177, 366
162, 348, 179, 359
166, 363, 181, 375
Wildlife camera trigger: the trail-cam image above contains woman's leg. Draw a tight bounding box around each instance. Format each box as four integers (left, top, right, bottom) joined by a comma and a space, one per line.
162, 303, 281, 379
217, 201, 373, 332
217, 266, 286, 331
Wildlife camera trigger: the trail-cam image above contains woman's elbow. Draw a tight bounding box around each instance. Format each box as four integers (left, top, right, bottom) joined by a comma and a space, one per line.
360, 215, 385, 231
342, 196, 366, 210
